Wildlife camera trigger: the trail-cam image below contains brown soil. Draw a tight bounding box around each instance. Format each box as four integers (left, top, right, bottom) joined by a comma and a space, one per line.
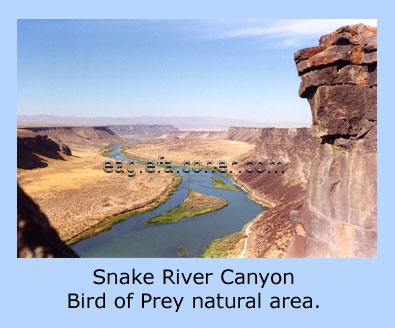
17, 144, 176, 242
230, 165, 305, 258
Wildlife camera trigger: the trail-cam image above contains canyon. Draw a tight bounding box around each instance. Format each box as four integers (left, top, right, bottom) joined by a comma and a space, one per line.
17, 23, 376, 258
204, 23, 377, 258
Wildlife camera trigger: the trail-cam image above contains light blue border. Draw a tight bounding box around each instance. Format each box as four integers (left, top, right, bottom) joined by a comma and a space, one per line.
3, 1, 391, 327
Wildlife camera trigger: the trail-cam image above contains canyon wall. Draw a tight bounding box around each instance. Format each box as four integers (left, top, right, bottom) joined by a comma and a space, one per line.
21, 126, 123, 146
226, 126, 263, 143
109, 124, 178, 138
17, 129, 72, 169
254, 127, 316, 184
287, 24, 377, 257
236, 127, 318, 257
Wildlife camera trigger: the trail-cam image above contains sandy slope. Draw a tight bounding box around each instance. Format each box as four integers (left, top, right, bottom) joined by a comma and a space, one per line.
17, 145, 175, 242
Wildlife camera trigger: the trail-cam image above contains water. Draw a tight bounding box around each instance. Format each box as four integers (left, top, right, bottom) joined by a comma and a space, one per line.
72, 144, 265, 258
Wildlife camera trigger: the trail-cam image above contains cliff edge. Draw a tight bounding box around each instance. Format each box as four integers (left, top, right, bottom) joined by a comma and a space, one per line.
287, 24, 377, 257
17, 184, 79, 258
17, 129, 72, 169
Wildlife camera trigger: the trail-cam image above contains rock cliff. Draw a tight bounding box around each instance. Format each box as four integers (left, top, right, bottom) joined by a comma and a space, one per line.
287, 24, 377, 257
17, 184, 79, 258
17, 129, 72, 169
236, 127, 318, 257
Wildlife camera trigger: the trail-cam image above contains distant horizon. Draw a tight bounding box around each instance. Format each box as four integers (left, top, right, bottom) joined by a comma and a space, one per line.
18, 19, 376, 123
17, 113, 310, 130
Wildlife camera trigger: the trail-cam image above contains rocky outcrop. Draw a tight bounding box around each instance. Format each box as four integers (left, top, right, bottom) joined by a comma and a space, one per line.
17, 184, 79, 258
288, 24, 377, 257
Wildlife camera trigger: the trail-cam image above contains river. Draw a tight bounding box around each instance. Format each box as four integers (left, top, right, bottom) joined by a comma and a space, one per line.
72, 144, 265, 258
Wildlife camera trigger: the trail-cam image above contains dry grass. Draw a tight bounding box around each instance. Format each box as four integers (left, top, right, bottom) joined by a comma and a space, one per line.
17, 144, 177, 242
123, 138, 255, 166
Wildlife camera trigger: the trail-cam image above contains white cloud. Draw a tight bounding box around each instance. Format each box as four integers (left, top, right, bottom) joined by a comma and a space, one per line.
193, 19, 377, 48
222, 19, 376, 38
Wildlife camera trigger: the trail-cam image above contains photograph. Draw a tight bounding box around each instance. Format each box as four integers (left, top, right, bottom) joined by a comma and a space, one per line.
17, 19, 377, 258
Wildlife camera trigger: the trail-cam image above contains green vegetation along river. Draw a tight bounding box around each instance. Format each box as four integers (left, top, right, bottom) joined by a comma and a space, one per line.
145, 189, 228, 225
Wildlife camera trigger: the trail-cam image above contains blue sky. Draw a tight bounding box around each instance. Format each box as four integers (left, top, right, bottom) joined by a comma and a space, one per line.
17, 19, 376, 124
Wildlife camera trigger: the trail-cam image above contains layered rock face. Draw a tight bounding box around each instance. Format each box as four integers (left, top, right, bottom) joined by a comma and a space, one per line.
287, 24, 377, 257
